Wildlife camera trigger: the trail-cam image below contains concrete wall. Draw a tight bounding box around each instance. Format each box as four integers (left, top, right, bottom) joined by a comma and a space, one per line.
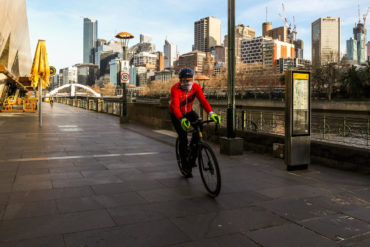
127, 100, 173, 130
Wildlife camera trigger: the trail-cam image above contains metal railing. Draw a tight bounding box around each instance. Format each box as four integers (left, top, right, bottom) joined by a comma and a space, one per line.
57, 97, 370, 149
56, 97, 122, 116
213, 107, 369, 148
312, 114, 370, 148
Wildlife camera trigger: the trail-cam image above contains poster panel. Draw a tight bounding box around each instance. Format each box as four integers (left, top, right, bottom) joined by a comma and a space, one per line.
292, 72, 310, 136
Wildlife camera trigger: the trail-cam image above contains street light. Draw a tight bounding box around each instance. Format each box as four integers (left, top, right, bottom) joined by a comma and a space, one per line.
194, 75, 210, 120
219, 0, 243, 155
227, 0, 236, 138
115, 32, 134, 123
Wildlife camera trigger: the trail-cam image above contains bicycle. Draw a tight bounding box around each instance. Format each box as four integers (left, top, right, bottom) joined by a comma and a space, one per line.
175, 119, 221, 197
338, 124, 352, 137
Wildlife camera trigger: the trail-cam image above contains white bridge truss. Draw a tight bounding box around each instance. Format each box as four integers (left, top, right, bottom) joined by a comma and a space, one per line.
46, 84, 101, 97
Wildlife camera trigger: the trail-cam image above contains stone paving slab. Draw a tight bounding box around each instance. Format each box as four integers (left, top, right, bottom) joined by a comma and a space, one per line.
0, 209, 115, 242
0, 103, 369, 246
2, 200, 57, 220
0, 235, 65, 247
299, 214, 370, 241
247, 223, 338, 247
170, 233, 259, 247
64, 219, 190, 247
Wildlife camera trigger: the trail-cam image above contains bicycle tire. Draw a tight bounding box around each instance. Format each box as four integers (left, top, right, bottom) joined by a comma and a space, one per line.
198, 142, 221, 197
175, 138, 191, 177
338, 125, 352, 137
247, 121, 258, 132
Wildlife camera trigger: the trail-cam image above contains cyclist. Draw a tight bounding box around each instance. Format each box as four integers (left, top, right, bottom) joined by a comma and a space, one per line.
49, 97, 54, 107
169, 67, 220, 177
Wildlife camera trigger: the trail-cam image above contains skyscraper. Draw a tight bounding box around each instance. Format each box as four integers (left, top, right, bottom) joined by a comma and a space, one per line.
83, 18, 98, 64
346, 38, 358, 62
312, 17, 340, 67
164, 39, 177, 69
353, 23, 367, 64
194, 17, 221, 52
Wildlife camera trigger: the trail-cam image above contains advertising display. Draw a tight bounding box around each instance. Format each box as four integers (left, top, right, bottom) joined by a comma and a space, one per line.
292, 72, 310, 136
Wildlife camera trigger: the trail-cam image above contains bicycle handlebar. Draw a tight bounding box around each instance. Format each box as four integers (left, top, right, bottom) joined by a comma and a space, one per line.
190, 119, 217, 125
188, 119, 219, 134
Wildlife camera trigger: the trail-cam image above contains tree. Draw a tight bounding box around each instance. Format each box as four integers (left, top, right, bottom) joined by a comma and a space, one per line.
340, 63, 370, 99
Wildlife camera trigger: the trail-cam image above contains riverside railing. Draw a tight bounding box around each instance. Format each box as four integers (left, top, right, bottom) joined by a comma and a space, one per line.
57, 97, 370, 149
211, 108, 369, 149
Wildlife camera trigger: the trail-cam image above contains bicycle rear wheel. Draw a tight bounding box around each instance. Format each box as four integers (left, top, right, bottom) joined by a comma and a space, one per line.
175, 138, 191, 177
198, 142, 221, 197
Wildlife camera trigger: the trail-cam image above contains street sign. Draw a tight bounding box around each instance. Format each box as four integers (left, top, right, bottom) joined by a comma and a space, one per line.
50, 66, 56, 76
120, 72, 129, 83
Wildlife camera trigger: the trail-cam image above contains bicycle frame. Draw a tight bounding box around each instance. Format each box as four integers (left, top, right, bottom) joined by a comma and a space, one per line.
187, 120, 215, 162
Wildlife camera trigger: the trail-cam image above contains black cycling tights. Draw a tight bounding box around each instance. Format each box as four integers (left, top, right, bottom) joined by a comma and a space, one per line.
170, 111, 200, 166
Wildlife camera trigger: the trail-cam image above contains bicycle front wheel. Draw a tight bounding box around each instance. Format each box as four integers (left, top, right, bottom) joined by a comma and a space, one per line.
198, 142, 221, 197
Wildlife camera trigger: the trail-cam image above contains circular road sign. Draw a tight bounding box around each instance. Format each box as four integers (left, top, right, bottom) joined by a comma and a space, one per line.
50, 66, 56, 76
121, 72, 130, 83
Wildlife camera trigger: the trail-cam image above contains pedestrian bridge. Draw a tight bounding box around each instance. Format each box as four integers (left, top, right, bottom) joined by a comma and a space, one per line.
46, 83, 101, 97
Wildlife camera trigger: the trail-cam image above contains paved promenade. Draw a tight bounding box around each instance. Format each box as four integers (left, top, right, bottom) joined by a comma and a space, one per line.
0, 103, 369, 247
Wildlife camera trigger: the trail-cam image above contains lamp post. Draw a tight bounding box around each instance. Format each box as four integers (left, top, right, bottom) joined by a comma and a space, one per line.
227, 0, 236, 138
219, 0, 243, 155
194, 75, 210, 120
115, 32, 134, 123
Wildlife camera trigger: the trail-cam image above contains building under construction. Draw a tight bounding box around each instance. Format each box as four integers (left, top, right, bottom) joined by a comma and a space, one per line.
347, 22, 367, 64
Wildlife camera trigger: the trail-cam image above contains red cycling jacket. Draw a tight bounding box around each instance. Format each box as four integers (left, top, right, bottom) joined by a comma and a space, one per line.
169, 82, 213, 120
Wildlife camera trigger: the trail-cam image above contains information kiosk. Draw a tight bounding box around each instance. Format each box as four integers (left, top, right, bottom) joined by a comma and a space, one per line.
285, 71, 311, 170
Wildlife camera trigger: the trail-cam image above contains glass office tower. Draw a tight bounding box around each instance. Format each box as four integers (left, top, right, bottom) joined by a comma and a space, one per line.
83, 18, 98, 64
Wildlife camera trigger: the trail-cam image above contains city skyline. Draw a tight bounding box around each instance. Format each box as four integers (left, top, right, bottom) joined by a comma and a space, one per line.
26, 0, 369, 70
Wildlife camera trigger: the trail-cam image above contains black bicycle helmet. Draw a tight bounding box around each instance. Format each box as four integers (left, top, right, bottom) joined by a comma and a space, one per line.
179, 68, 194, 80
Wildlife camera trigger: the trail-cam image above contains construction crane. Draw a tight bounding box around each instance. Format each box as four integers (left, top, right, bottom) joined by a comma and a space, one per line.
278, 3, 297, 42
363, 7, 370, 25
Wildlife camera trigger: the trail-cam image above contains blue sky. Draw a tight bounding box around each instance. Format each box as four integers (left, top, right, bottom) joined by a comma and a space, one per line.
26, 0, 369, 70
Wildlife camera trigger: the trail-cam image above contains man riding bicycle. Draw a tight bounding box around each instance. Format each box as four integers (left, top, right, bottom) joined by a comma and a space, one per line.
169, 68, 221, 177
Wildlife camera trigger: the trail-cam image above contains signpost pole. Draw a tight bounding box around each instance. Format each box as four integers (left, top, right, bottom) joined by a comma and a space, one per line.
115, 32, 134, 124
120, 46, 128, 123
38, 79, 42, 127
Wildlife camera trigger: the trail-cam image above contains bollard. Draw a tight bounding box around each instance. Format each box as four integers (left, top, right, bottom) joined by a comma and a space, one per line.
241, 111, 245, 130
343, 117, 346, 142
249, 112, 252, 131
260, 111, 263, 131
367, 119, 369, 146
323, 115, 326, 139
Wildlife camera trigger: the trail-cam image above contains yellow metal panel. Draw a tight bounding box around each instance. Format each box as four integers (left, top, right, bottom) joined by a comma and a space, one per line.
293, 73, 309, 80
